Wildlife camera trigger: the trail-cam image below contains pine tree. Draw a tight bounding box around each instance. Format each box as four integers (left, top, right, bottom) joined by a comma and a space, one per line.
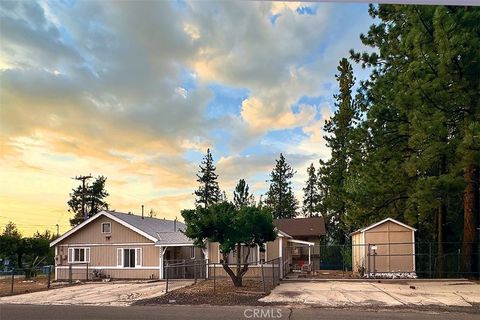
349, 4, 480, 273
302, 163, 320, 217
68, 176, 109, 226
265, 153, 298, 219
233, 179, 255, 209
194, 149, 221, 208
320, 58, 358, 244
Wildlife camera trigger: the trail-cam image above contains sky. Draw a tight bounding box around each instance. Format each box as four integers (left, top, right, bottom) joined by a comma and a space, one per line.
0, 1, 373, 236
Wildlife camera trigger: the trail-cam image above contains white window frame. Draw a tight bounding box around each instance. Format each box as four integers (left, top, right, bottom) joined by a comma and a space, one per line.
117, 248, 142, 268
101, 222, 111, 234
68, 247, 90, 263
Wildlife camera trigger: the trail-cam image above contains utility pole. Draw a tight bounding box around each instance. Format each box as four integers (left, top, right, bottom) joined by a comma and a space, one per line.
72, 175, 92, 221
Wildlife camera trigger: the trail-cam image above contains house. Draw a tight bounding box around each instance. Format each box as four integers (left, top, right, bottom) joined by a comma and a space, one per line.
351, 217, 416, 275
51, 210, 326, 281
273, 217, 326, 270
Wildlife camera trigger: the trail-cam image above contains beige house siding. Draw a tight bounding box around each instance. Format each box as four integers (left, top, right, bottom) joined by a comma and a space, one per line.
352, 220, 415, 274
266, 238, 280, 261
208, 264, 274, 278
56, 215, 153, 245
53, 215, 161, 280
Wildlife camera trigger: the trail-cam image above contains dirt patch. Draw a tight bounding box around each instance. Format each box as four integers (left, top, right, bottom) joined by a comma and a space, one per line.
134, 279, 276, 306
0, 275, 52, 297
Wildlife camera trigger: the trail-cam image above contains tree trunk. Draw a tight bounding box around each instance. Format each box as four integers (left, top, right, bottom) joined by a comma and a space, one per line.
221, 247, 250, 287
463, 164, 479, 273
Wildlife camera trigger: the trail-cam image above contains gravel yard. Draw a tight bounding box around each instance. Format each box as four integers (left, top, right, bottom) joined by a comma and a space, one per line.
135, 279, 272, 306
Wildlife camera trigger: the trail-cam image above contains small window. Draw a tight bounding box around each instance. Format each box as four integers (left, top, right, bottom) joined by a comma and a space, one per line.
68, 247, 90, 263
101, 222, 111, 234
123, 248, 136, 267
117, 248, 142, 267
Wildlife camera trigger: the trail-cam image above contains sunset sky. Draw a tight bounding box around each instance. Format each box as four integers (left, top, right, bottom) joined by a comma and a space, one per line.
0, 1, 372, 236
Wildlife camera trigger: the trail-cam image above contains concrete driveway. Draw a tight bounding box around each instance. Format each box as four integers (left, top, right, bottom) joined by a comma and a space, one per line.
0, 280, 192, 306
260, 280, 480, 308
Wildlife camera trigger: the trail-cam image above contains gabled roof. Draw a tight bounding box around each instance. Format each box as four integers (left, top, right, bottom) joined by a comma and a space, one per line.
351, 217, 417, 235
273, 216, 326, 237
50, 210, 191, 247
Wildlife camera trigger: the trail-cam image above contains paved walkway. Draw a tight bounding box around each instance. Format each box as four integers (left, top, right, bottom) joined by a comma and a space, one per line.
260, 280, 480, 307
0, 280, 192, 306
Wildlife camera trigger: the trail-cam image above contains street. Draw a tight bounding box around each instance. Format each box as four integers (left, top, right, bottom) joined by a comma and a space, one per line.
1, 304, 479, 320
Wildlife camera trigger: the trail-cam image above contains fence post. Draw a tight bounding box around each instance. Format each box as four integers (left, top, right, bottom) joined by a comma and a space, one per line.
69, 264, 72, 284
205, 260, 208, 280
213, 263, 216, 295
272, 260, 275, 287
457, 248, 461, 276
342, 244, 345, 278
194, 260, 197, 284
47, 266, 51, 289
165, 263, 169, 294
428, 242, 432, 279
367, 244, 371, 278
10, 268, 15, 295
182, 259, 186, 279
86, 263, 89, 281
261, 261, 266, 293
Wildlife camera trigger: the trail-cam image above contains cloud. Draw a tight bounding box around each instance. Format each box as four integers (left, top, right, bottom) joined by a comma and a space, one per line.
0, 1, 373, 234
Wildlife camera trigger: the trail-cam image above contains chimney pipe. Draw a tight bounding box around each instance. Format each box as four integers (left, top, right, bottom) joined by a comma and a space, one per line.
141, 205, 144, 219
174, 217, 177, 232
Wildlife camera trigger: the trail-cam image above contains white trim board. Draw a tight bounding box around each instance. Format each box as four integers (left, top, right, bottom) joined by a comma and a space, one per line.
154, 243, 194, 247
55, 266, 158, 270
50, 211, 157, 247
356, 217, 417, 234
288, 239, 314, 246
58, 243, 154, 247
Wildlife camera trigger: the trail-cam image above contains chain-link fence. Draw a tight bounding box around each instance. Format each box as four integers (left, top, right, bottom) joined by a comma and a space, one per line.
0, 266, 54, 296
288, 242, 479, 279
164, 258, 282, 294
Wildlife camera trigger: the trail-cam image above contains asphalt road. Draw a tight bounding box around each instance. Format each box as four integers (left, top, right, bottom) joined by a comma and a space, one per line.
1, 304, 479, 320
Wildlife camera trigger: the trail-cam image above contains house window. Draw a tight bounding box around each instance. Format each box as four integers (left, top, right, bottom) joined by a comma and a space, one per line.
101, 222, 111, 234
68, 247, 90, 263
123, 249, 136, 267
117, 248, 142, 268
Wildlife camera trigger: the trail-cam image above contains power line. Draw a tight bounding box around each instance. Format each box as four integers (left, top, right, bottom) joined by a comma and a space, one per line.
72, 174, 92, 221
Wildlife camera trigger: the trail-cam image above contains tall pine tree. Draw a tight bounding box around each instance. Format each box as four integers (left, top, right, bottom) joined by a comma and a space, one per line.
194, 149, 221, 208
265, 153, 298, 219
302, 163, 321, 217
320, 58, 358, 244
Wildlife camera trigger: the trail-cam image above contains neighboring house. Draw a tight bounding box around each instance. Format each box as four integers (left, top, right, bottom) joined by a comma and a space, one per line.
351, 218, 416, 275
273, 217, 326, 270
51, 210, 325, 281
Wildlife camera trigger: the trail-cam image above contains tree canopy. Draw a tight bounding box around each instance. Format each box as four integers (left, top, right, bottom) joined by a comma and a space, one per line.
182, 202, 276, 286
68, 175, 109, 226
